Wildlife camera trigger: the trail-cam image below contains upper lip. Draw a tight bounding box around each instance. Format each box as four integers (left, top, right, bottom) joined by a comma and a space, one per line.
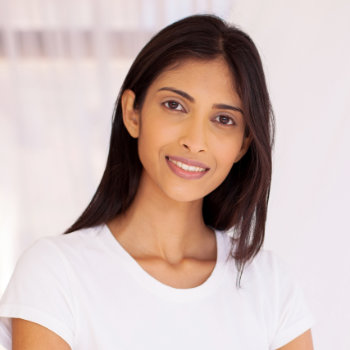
166, 155, 210, 170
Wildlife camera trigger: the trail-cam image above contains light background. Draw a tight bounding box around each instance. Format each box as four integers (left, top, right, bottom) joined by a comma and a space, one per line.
0, 0, 349, 349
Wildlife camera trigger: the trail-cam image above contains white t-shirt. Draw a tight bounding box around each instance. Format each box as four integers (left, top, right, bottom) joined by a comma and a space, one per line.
0, 224, 314, 349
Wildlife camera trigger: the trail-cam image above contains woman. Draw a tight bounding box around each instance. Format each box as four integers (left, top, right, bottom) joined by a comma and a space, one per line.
0, 14, 314, 349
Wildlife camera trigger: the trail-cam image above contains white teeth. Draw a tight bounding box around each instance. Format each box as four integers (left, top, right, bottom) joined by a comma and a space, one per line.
168, 158, 207, 172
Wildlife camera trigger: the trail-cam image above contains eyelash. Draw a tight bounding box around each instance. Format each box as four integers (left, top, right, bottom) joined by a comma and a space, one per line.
162, 100, 236, 126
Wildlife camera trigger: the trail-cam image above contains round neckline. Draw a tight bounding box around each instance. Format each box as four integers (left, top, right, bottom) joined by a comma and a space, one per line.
99, 223, 230, 302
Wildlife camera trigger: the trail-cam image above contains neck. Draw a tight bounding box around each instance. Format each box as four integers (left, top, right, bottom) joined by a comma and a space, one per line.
107, 171, 214, 264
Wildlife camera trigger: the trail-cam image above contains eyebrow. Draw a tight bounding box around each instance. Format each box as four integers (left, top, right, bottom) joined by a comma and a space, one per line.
157, 87, 244, 115
158, 87, 194, 102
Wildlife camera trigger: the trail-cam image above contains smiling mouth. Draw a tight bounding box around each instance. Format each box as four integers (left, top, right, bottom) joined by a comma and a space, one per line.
165, 156, 210, 172
165, 156, 210, 181
168, 159, 206, 172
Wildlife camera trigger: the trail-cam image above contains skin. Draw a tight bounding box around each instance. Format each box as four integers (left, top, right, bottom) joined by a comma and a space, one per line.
12, 58, 313, 349
12, 318, 70, 349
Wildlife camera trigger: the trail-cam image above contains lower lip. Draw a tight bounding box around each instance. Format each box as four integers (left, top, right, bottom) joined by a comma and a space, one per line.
166, 158, 209, 180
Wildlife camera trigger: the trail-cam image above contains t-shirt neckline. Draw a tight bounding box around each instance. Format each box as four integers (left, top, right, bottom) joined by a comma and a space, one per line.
99, 223, 230, 302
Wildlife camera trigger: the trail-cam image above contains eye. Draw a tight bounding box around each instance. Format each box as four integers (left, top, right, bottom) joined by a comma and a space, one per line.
214, 115, 235, 126
163, 100, 185, 112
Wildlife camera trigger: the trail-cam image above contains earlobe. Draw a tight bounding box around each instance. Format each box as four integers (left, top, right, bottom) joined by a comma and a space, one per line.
121, 89, 140, 138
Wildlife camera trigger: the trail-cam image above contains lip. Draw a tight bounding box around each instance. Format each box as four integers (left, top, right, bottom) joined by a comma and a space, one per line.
166, 157, 209, 180
165, 155, 210, 170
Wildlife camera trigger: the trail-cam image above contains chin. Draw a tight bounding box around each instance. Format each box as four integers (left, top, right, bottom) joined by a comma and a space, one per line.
161, 186, 211, 204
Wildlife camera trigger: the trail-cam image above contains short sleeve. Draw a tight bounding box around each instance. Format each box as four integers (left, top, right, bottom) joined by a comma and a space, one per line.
0, 238, 76, 349
269, 254, 315, 349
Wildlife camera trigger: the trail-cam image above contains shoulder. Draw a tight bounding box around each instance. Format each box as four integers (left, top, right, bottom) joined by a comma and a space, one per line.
242, 248, 295, 286
42, 224, 105, 250
245, 249, 315, 349
219, 231, 290, 284
221, 241, 306, 305
5, 225, 106, 294
0, 227, 104, 350
19, 225, 105, 263
250, 248, 286, 269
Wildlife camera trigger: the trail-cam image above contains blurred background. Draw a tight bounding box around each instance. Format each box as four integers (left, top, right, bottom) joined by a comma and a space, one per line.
0, 0, 349, 349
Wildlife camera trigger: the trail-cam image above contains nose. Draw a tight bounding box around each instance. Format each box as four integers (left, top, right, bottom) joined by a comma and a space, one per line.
179, 117, 207, 153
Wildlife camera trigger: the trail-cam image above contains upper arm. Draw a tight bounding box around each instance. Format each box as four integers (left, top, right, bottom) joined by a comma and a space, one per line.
0, 239, 76, 348
276, 329, 314, 350
12, 318, 71, 350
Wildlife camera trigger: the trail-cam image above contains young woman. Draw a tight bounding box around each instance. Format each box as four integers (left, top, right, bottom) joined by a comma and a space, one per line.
0, 14, 314, 349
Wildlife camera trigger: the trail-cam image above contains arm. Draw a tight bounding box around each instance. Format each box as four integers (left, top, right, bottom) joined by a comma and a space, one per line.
0, 239, 76, 349
277, 329, 314, 350
12, 318, 71, 350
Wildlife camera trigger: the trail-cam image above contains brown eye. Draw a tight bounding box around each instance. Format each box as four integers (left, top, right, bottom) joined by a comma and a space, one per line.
163, 101, 184, 111
214, 115, 235, 126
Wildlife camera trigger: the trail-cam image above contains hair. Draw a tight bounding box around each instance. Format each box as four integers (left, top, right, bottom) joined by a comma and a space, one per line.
65, 14, 274, 288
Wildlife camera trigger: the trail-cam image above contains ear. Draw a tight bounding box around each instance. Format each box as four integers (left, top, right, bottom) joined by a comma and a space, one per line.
121, 89, 140, 138
234, 134, 252, 163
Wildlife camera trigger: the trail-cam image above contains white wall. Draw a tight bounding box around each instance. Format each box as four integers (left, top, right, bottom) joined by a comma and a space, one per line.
230, 1, 350, 349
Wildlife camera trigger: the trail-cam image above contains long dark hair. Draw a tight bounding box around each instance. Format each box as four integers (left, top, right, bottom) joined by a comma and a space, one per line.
65, 14, 274, 287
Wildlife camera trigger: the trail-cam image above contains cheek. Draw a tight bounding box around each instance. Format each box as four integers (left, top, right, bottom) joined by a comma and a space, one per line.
138, 113, 177, 152
213, 136, 244, 168
136, 119, 169, 170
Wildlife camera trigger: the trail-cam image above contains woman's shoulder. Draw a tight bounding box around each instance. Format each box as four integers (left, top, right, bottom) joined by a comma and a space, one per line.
250, 248, 287, 271
246, 249, 315, 348
9, 225, 107, 281
0, 228, 102, 350
231, 244, 307, 306
24, 224, 105, 256
219, 230, 288, 275
44, 224, 105, 246
243, 248, 296, 285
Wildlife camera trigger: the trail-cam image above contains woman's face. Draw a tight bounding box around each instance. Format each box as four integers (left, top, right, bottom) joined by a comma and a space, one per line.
122, 57, 250, 203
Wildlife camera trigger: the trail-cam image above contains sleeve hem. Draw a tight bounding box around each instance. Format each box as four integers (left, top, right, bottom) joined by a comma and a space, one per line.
0, 304, 74, 349
270, 315, 315, 349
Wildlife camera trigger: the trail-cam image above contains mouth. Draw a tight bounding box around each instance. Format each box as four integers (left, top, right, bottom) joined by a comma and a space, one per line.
165, 156, 210, 171
165, 155, 210, 179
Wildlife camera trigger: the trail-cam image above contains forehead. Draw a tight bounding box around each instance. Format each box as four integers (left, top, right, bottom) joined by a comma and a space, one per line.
147, 57, 240, 103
